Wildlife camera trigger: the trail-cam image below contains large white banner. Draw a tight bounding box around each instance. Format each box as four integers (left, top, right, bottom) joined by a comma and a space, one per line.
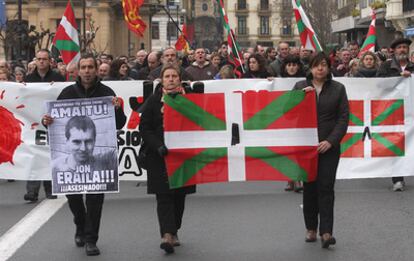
0, 77, 413, 180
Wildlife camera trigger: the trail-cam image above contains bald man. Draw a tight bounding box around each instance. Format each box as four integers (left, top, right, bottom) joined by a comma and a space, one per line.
138, 51, 161, 80
134, 50, 148, 72
98, 63, 110, 79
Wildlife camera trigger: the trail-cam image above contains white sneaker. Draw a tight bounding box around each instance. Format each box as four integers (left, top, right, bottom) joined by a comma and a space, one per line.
392, 181, 405, 192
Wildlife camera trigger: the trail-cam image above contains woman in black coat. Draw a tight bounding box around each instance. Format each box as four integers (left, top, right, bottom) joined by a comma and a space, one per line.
293, 52, 349, 248
104, 59, 133, 81
280, 54, 306, 78
242, 53, 271, 79
281, 54, 306, 192
139, 64, 195, 254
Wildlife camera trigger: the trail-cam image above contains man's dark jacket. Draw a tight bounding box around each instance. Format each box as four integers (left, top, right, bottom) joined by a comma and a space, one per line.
57, 77, 126, 129
25, 68, 65, 82
376, 57, 414, 77
293, 77, 349, 148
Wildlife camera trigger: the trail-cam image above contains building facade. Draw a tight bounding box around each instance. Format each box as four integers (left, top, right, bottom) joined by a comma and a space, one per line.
0, 0, 153, 61
331, 0, 414, 49
386, 0, 414, 42
0, 0, 306, 61
226, 0, 300, 49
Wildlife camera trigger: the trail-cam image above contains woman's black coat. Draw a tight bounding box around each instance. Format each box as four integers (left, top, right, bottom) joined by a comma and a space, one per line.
293, 78, 349, 148
139, 88, 196, 194
354, 67, 377, 78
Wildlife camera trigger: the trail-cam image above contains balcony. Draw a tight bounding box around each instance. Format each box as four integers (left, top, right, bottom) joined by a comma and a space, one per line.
331, 16, 357, 33
257, 3, 272, 15
280, 27, 293, 37
235, 3, 249, 14
257, 27, 271, 38
337, 3, 355, 19
235, 27, 249, 37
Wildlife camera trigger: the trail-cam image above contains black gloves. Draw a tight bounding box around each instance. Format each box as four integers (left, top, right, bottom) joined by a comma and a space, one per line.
157, 145, 168, 157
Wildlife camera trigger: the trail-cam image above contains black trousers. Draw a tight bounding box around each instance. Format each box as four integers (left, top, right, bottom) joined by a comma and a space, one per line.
26, 181, 52, 196
303, 148, 340, 236
66, 194, 104, 244
156, 193, 186, 237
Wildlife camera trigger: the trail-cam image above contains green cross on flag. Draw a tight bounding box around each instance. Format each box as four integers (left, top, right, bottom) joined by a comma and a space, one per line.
163, 91, 319, 189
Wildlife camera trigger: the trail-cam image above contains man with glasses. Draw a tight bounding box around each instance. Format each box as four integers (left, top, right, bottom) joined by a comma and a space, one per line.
185, 48, 218, 81
24, 49, 65, 202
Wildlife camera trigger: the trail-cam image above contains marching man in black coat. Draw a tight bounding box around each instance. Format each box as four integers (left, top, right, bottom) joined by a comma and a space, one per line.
42, 53, 126, 256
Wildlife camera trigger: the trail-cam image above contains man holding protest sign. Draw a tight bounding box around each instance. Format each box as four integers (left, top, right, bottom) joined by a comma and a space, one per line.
42, 53, 126, 256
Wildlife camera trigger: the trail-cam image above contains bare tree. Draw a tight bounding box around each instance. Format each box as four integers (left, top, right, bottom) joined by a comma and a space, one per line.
274, 0, 338, 49
80, 14, 100, 54
0, 19, 54, 61
300, 0, 337, 50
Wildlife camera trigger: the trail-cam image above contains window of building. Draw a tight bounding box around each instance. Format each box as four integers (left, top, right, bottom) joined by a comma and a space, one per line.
403, 0, 414, 12
360, 0, 367, 9
337, 0, 345, 9
151, 22, 159, 40
282, 19, 291, 35
260, 16, 270, 35
237, 16, 247, 35
167, 21, 177, 39
282, 0, 290, 8
167, 0, 176, 7
238, 0, 246, 9
260, 0, 269, 10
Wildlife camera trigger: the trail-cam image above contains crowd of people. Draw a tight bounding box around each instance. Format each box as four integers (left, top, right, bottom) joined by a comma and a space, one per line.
2, 39, 413, 84
1, 36, 413, 255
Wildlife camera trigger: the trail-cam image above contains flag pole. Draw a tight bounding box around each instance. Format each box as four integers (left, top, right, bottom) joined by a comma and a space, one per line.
160, 5, 190, 46
228, 29, 245, 74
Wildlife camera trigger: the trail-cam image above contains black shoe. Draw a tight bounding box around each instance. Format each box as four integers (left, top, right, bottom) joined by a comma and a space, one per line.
24, 193, 38, 202
160, 233, 174, 254
75, 235, 85, 247
7, 179, 15, 182
321, 236, 336, 249
160, 242, 174, 254
85, 242, 100, 256
46, 194, 57, 199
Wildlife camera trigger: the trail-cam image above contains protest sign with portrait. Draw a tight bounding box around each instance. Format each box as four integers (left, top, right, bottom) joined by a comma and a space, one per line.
46, 96, 119, 194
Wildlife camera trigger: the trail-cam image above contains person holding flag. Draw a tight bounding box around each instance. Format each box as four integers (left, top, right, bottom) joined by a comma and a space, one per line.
293, 52, 349, 248
139, 64, 196, 254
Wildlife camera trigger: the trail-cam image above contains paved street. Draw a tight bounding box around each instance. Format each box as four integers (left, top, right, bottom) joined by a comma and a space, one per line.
1, 178, 414, 261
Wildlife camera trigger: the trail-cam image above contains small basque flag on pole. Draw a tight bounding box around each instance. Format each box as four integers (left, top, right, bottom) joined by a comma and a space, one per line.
53, 0, 81, 67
